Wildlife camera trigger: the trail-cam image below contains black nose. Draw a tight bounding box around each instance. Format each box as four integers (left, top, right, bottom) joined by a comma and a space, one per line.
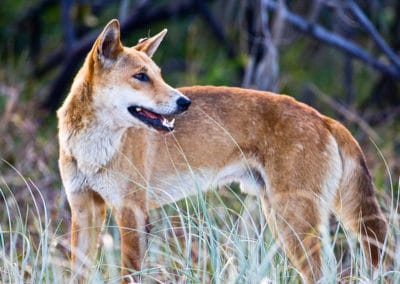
176, 97, 191, 112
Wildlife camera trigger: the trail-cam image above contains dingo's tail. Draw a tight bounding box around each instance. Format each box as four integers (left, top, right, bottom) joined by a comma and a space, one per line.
325, 117, 388, 266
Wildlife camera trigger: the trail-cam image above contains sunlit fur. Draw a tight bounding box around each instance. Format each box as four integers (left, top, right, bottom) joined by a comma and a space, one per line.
58, 19, 388, 283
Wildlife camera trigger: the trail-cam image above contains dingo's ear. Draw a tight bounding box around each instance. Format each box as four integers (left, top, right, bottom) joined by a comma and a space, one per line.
134, 29, 167, 57
95, 19, 123, 65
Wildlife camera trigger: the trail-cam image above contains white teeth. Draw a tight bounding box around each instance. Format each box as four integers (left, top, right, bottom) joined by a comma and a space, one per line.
136, 107, 142, 112
162, 118, 175, 129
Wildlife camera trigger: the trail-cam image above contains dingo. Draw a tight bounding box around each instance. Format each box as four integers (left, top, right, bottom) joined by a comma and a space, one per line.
58, 19, 388, 283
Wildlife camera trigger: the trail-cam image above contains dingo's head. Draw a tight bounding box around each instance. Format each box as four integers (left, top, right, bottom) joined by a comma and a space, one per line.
85, 19, 190, 132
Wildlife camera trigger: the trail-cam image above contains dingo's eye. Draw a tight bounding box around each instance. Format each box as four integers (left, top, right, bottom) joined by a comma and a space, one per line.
133, 73, 150, 82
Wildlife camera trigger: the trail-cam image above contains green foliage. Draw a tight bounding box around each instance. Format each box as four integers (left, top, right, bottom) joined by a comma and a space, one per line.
0, 0, 31, 41
150, 18, 242, 87
279, 39, 379, 107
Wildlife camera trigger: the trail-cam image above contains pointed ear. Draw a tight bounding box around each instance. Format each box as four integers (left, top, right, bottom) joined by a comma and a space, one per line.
94, 19, 123, 65
134, 29, 167, 57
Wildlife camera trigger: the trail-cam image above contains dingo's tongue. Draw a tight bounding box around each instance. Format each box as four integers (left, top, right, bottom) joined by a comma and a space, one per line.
140, 108, 162, 120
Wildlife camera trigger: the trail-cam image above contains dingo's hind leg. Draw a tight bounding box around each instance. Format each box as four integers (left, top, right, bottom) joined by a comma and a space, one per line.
261, 193, 322, 283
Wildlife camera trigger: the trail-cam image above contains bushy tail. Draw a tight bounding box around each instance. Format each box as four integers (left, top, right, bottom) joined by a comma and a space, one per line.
324, 117, 388, 266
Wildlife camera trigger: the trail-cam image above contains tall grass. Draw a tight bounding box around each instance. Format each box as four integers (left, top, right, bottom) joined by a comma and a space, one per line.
1, 157, 399, 283
0, 162, 67, 283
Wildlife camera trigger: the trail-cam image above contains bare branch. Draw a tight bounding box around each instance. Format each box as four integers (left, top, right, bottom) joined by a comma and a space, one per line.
119, 0, 130, 22
346, 0, 400, 69
242, 0, 279, 91
263, 0, 400, 79
61, 0, 75, 48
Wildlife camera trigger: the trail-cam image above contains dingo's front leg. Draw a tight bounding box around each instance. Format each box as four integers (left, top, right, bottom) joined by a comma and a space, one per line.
113, 203, 149, 283
68, 190, 106, 283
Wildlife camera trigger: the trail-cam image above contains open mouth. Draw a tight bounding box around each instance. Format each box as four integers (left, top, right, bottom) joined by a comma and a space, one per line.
127, 106, 175, 132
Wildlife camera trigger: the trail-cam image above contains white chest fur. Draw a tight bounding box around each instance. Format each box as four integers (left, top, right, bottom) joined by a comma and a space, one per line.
59, 122, 131, 207
60, 123, 125, 175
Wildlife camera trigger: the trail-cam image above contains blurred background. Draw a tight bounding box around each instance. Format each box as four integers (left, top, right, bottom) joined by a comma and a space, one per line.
0, 0, 399, 281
